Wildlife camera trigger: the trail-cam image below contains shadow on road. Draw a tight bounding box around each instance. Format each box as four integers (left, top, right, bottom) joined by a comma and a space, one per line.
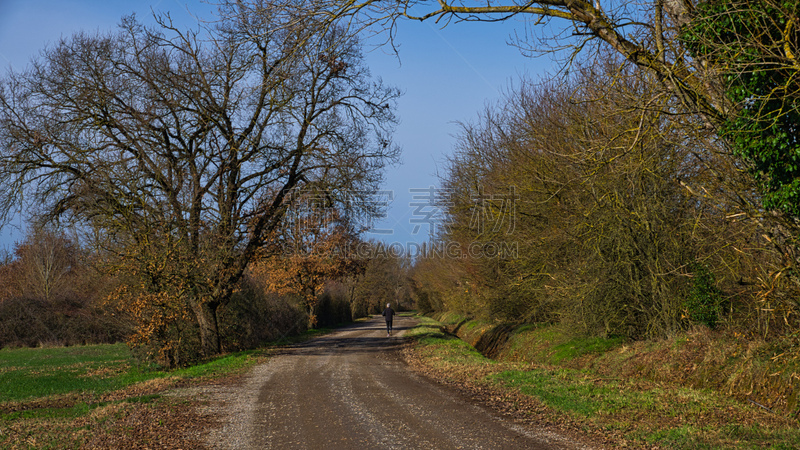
284, 317, 413, 357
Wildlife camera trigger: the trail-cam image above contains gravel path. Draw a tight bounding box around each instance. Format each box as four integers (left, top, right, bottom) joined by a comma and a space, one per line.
193, 316, 594, 449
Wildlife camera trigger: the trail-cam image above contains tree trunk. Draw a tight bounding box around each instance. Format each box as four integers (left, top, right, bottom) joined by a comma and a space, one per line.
190, 298, 222, 357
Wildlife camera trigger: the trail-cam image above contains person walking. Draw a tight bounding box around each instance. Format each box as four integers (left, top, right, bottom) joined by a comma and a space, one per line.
382, 303, 395, 336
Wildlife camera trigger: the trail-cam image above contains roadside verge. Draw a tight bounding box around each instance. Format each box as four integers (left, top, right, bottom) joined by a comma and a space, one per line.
402, 315, 800, 449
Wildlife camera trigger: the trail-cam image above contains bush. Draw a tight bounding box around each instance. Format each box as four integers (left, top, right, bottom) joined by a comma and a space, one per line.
685, 264, 725, 329
115, 289, 201, 368
0, 294, 129, 348
219, 277, 307, 350
114, 272, 311, 368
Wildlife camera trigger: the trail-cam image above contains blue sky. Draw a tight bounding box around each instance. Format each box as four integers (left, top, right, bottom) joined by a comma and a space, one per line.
0, 0, 554, 251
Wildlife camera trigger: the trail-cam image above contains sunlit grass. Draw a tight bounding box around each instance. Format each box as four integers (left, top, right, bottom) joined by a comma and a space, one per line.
0, 341, 284, 450
0, 343, 153, 402
407, 315, 800, 449
548, 335, 626, 363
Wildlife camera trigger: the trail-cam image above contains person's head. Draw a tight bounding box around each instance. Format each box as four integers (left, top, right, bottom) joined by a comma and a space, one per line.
387, 303, 391, 308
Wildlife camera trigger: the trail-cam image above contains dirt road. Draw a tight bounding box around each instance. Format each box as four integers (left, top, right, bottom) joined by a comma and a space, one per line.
203, 316, 593, 449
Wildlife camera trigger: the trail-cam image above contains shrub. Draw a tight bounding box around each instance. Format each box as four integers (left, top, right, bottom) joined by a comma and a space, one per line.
685, 264, 725, 329
0, 294, 129, 348
218, 277, 307, 350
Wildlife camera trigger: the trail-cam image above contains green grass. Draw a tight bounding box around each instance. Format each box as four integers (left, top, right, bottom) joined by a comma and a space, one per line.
0, 342, 269, 410
405, 317, 490, 367
404, 316, 446, 339
0, 320, 345, 406
548, 335, 626, 363
641, 423, 800, 450
490, 368, 735, 422
501, 323, 625, 364
170, 349, 265, 379
491, 369, 612, 416
0, 343, 161, 402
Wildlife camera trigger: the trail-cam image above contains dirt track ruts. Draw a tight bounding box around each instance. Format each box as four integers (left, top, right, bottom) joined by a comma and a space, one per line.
200, 316, 595, 449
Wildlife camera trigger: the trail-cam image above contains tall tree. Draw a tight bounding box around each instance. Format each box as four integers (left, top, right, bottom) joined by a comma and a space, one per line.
0, 2, 399, 356
330, 0, 727, 122
324, 0, 800, 251
348, 242, 412, 317
13, 228, 79, 303
431, 56, 767, 338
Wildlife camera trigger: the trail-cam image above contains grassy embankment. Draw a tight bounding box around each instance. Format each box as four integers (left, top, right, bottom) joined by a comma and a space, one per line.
405, 314, 800, 449
0, 327, 335, 449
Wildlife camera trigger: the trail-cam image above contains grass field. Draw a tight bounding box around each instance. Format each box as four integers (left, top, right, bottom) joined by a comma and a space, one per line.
1, 343, 154, 403
0, 344, 265, 448
0, 343, 266, 404
0, 330, 340, 448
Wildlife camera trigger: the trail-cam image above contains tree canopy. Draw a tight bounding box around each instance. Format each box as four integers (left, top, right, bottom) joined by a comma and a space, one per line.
0, 1, 400, 358
683, 0, 800, 218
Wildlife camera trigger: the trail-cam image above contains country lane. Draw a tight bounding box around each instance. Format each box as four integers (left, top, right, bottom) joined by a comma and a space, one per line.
202, 316, 595, 449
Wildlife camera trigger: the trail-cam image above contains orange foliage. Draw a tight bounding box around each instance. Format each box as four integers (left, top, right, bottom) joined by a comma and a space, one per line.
250, 206, 362, 327
105, 284, 194, 367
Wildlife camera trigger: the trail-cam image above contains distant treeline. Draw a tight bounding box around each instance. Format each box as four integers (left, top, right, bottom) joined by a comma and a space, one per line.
0, 229, 412, 367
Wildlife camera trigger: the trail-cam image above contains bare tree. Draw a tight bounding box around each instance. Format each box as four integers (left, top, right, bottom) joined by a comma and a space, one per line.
0, 2, 399, 357
431, 53, 775, 338
324, 0, 800, 258
323, 1, 726, 122
14, 228, 78, 303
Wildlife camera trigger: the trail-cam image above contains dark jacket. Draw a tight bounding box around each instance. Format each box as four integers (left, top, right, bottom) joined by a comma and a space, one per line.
382, 307, 395, 321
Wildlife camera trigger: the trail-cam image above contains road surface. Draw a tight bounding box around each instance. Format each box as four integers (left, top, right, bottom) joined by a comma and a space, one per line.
203, 316, 594, 449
